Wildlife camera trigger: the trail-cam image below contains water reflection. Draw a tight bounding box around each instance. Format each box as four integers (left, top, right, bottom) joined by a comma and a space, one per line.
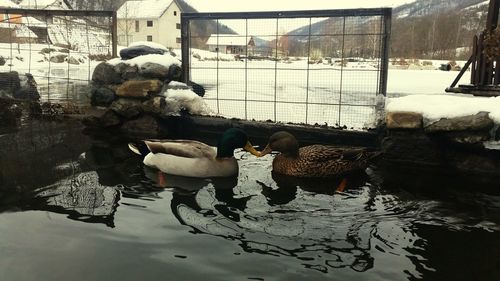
1, 122, 500, 280
36, 172, 119, 227
151, 165, 379, 273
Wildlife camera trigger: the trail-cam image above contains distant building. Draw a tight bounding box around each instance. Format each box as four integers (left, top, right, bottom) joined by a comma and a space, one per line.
18, 0, 71, 10
117, 0, 182, 48
206, 34, 255, 55
0, 1, 47, 43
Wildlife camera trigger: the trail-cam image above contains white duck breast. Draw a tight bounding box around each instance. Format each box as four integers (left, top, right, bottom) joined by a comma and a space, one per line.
142, 140, 239, 178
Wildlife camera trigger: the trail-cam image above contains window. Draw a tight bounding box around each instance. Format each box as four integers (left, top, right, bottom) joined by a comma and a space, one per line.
176, 37, 181, 43
147, 35, 153, 41
176, 23, 181, 29
135, 20, 139, 32
173, 11, 177, 16
147, 20, 153, 27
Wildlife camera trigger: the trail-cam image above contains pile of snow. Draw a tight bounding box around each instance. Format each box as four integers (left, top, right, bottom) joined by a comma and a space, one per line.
129, 41, 169, 51
109, 41, 180, 68
191, 48, 235, 61
108, 53, 180, 68
386, 94, 500, 124
162, 86, 213, 116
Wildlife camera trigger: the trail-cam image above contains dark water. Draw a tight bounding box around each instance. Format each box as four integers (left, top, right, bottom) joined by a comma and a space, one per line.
1, 121, 500, 281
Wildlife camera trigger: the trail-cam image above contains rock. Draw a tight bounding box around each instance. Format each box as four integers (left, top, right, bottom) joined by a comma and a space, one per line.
82, 115, 101, 128
121, 114, 166, 136
0, 71, 21, 97
116, 80, 163, 98
142, 96, 166, 115
100, 110, 121, 127
0, 100, 22, 127
67, 56, 80, 65
386, 111, 423, 129
91, 86, 116, 107
40, 48, 56, 54
140, 62, 170, 79
168, 64, 182, 80
114, 62, 139, 80
110, 98, 143, 119
14, 73, 39, 101
425, 112, 494, 132
120, 45, 165, 60
0, 56, 5, 66
92, 62, 122, 85
188, 81, 205, 97
440, 131, 491, 145
49, 54, 67, 63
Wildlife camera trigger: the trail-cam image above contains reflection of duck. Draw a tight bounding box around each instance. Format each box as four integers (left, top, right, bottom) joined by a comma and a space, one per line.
129, 128, 260, 178
260, 131, 381, 178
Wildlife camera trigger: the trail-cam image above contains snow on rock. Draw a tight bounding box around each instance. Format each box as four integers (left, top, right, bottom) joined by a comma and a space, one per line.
129, 41, 169, 51
108, 53, 180, 69
162, 88, 213, 116
386, 94, 500, 124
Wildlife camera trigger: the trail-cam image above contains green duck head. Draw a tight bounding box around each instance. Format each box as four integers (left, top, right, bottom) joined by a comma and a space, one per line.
216, 128, 260, 158
260, 131, 299, 157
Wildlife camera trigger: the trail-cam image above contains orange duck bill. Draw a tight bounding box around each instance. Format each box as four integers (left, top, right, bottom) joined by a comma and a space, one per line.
258, 144, 273, 157
243, 141, 262, 156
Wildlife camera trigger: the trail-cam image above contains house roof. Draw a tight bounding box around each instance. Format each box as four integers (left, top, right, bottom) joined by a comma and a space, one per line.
0, 0, 19, 8
206, 34, 251, 46
18, 0, 69, 9
117, 0, 177, 19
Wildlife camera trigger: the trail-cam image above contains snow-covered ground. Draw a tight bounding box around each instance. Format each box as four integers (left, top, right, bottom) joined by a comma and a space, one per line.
1, 44, 473, 130
0, 42, 105, 103
189, 55, 470, 129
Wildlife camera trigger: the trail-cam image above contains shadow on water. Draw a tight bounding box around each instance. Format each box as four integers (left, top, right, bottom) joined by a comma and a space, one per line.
1, 120, 500, 280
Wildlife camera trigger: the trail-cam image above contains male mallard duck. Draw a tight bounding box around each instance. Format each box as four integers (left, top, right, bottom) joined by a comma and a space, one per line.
129, 128, 260, 178
259, 131, 381, 180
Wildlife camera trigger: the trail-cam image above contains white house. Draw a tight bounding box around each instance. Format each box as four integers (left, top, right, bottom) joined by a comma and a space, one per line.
206, 34, 255, 55
117, 0, 182, 49
18, 0, 71, 10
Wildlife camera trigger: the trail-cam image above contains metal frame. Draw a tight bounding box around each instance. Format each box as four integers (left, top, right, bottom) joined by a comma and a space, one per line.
181, 8, 392, 129
182, 9, 392, 89
0, 8, 117, 104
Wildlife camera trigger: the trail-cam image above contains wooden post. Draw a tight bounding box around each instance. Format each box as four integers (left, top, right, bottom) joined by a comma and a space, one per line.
486, 0, 499, 31
495, 56, 500, 85
472, 35, 478, 84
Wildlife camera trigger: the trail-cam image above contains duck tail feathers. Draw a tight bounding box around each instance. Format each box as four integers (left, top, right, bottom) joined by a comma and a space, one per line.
128, 141, 150, 158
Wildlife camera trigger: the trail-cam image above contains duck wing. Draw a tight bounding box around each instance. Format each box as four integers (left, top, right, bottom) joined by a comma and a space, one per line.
299, 145, 367, 161
144, 139, 216, 159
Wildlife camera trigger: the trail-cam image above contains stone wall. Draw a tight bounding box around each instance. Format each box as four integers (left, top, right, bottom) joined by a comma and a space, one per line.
382, 111, 500, 177
85, 44, 208, 138
0, 71, 40, 127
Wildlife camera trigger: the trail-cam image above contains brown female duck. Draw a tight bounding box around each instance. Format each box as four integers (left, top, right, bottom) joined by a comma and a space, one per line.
259, 131, 381, 178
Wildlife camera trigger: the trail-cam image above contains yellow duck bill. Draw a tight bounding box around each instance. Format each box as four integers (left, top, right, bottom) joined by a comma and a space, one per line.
243, 141, 261, 157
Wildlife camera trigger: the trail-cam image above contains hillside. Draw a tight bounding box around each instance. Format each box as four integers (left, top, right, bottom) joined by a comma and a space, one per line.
283, 0, 489, 59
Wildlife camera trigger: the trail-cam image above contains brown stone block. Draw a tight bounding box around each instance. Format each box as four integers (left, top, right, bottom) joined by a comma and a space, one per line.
386, 111, 423, 129
116, 80, 163, 98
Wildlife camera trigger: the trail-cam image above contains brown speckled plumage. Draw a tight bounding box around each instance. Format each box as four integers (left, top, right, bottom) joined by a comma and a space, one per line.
262, 131, 380, 178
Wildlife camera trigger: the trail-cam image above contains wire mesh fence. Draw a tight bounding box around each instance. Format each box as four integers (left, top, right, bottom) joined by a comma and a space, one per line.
181, 9, 391, 130
0, 8, 116, 105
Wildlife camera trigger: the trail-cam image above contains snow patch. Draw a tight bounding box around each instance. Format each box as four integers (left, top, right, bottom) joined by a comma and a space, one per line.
386, 94, 500, 124
129, 41, 169, 51
108, 53, 180, 68
162, 88, 213, 116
